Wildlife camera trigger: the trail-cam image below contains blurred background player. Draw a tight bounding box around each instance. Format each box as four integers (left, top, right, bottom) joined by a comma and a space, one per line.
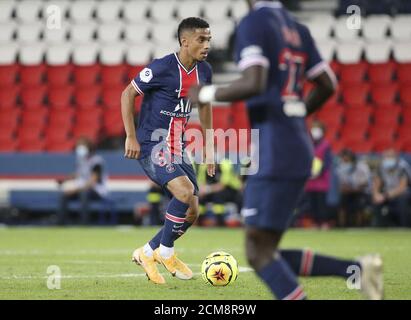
121, 17, 214, 284
372, 149, 411, 227
57, 137, 109, 225
196, 158, 242, 226
190, 0, 383, 300
145, 181, 166, 226
336, 149, 371, 227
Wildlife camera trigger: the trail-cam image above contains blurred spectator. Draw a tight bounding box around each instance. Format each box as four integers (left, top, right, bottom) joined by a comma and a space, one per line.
372, 149, 411, 227
304, 120, 333, 228
336, 149, 371, 227
196, 158, 242, 227
57, 137, 109, 225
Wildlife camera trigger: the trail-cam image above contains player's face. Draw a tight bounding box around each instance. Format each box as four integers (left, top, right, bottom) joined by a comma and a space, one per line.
185, 28, 211, 62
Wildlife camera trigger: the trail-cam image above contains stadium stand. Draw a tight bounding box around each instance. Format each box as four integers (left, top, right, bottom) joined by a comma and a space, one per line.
0, 0, 409, 153
1, 0, 411, 221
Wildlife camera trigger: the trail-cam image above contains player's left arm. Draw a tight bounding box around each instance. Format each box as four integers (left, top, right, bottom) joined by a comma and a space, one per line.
190, 65, 268, 104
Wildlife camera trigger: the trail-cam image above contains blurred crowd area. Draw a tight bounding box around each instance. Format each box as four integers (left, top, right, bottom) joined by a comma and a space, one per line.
139, 121, 411, 229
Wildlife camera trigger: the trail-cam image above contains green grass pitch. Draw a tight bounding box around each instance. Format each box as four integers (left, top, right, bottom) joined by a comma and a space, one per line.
0, 226, 410, 300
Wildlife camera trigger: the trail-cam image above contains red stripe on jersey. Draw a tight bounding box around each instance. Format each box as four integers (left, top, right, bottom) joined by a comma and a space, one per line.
166, 65, 198, 156
167, 117, 188, 156
178, 65, 199, 98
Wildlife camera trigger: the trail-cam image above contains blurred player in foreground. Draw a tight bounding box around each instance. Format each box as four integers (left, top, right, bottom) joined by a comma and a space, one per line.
190, 0, 383, 299
121, 18, 214, 284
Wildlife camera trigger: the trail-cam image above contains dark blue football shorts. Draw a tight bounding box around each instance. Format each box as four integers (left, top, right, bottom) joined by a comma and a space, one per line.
138, 153, 199, 199
242, 178, 307, 232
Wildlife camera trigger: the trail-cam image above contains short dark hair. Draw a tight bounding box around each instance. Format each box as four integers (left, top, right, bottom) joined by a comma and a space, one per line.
177, 17, 209, 46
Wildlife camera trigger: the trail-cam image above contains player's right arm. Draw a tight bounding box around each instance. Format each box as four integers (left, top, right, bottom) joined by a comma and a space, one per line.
305, 71, 336, 115
301, 24, 337, 115
121, 83, 141, 159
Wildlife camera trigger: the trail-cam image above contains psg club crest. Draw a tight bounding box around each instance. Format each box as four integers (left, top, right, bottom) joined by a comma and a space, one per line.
166, 163, 176, 173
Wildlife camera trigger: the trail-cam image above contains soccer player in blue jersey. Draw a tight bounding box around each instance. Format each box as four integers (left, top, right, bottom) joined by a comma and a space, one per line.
121, 17, 215, 284
190, 0, 383, 299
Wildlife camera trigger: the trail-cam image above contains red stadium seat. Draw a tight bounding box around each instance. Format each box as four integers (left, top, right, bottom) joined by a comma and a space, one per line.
21, 108, 48, 127
0, 109, 20, 128
102, 86, 123, 109
103, 108, 124, 137
18, 138, 46, 152
73, 64, 101, 87
341, 84, 369, 107
47, 64, 73, 86
396, 63, 411, 84
20, 64, 46, 86
396, 124, 411, 139
127, 65, 145, 82
17, 123, 44, 141
48, 108, 74, 128
0, 85, 20, 109
0, 123, 16, 140
342, 138, 374, 153
45, 139, 76, 153
317, 103, 344, 127
0, 137, 18, 152
344, 107, 372, 126
373, 138, 396, 152
44, 125, 71, 144
0, 64, 19, 86
324, 123, 341, 142
340, 125, 369, 141
399, 85, 411, 107
72, 125, 100, 143
368, 62, 395, 84
75, 109, 102, 125
402, 108, 411, 125
48, 85, 74, 109
330, 139, 346, 153
369, 126, 396, 141
395, 137, 411, 152
373, 106, 401, 126
370, 84, 398, 106
101, 64, 127, 86
74, 85, 101, 109
339, 62, 367, 85
21, 85, 47, 109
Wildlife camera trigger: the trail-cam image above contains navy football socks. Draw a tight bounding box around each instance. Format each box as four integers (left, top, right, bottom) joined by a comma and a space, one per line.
280, 249, 361, 278
158, 197, 189, 248
257, 258, 306, 300
149, 221, 193, 250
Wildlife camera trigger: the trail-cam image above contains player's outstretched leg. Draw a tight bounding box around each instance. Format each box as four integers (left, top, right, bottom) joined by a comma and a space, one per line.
152, 176, 195, 280
279, 249, 383, 299
246, 227, 306, 300
154, 196, 193, 280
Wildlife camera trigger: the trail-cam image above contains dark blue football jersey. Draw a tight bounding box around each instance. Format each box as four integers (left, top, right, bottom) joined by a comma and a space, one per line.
131, 53, 212, 159
235, 1, 330, 179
